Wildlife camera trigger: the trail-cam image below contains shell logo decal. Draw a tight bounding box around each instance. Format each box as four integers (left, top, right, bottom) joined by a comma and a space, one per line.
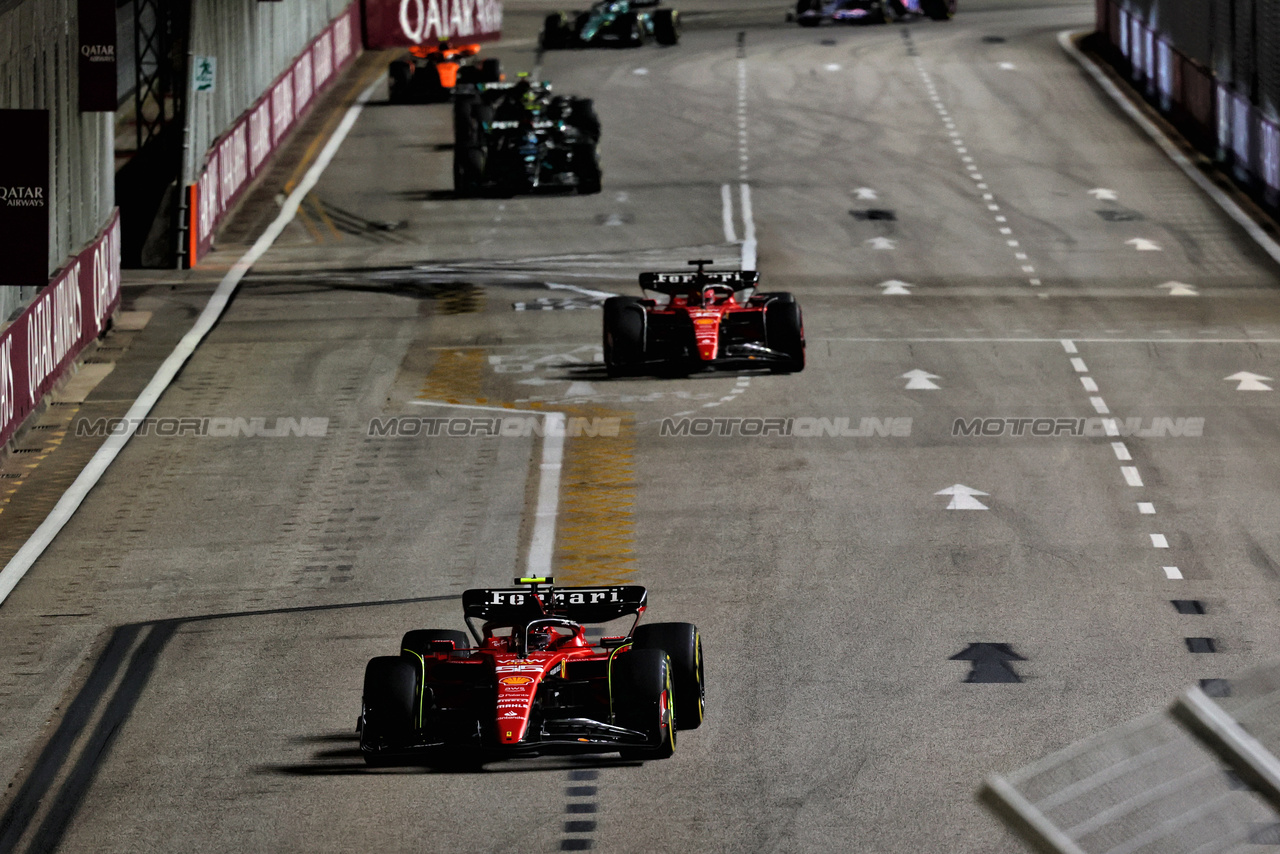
500, 675, 534, 686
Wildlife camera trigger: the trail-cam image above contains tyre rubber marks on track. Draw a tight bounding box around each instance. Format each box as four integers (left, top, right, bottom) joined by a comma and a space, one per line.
560, 769, 600, 850
904, 31, 1040, 286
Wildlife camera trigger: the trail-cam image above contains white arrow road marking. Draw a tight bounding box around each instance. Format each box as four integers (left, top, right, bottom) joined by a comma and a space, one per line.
902, 369, 941, 389
936, 484, 989, 510
1225, 371, 1274, 390
866, 237, 897, 250
602, 214, 626, 227
1157, 281, 1198, 296
1088, 188, 1119, 201
854, 187, 878, 200
998, 61, 1017, 70
1126, 238, 1162, 251
824, 63, 842, 71
879, 280, 914, 295
633, 68, 649, 75
565, 382, 596, 397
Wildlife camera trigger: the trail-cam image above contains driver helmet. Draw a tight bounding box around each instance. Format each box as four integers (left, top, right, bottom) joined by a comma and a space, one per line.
528, 626, 553, 651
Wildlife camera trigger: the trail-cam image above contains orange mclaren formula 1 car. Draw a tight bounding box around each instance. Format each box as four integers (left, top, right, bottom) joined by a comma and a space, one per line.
388, 41, 503, 104
603, 260, 805, 376
358, 577, 704, 765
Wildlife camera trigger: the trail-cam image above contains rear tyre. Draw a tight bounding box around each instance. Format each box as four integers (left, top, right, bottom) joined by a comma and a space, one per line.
360, 656, 418, 765
453, 97, 486, 196
764, 296, 805, 373
401, 629, 471, 659
619, 12, 646, 47
388, 60, 413, 103
614, 649, 676, 760
563, 97, 601, 142
603, 296, 645, 377
479, 58, 502, 82
542, 13, 568, 49
573, 143, 602, 195
653, 9, 680, 45
632, 623, 704, 730
921, 0, 954, 18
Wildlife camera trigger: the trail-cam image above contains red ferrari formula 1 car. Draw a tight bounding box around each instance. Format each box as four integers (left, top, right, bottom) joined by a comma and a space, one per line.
603, 260, 805, 376
359, 577, 704, 765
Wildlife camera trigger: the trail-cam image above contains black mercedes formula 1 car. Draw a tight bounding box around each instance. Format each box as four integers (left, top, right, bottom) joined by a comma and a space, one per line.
453, 79, 602, 196
791, 0, 955, 25
359, 577, 704, 764
604, 260, 805, 376
542, 0, 680, 48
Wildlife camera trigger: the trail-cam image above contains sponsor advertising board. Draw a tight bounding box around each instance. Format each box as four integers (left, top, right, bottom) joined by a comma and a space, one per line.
77, 0, 119, 111
0, 110, 50, 289
361, 0, 503, 48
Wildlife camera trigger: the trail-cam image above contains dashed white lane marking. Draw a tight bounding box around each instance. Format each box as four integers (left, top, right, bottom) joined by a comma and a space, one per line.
1070, 357, 1088, 372
1111, 442, 1131, 460
1061, 340, 1078, 353
1138, 502, 1156, 514
1164, 566, 1184, 580
1090, 396, 1110, 414
1103, 418, 1120, 436
1122, 466, 1144, 486
1081, 377, 1099, 392
1151, 534, 1169, 548
740, 184, 757, 270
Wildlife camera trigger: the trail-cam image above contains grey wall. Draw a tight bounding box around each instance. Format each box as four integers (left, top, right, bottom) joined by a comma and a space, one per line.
0, 0, 115, 320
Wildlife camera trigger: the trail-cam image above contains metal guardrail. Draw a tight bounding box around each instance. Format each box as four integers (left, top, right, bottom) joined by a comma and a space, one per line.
984, 665, 1280, 854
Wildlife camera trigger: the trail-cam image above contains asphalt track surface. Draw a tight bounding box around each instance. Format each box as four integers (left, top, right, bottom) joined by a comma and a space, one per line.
5, 0, 1280, 851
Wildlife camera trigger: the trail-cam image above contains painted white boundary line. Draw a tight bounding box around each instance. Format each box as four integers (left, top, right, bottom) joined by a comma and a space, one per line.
0, 76, 384, 608
740, 183, 757, 271
407, 400, 565, 576
1058, 29, 1280, 268
721, 183, 737, 244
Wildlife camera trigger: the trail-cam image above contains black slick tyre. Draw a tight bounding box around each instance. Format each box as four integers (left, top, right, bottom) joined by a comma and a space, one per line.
542, 13, 567, 49
401, 629, 471, 659
619, 12, 646, 46
764, 296, 805, 373
603, 296, 645, 377
388, 60, 413, 103
653, 8, 679, 45
573, 143, 602, 195
632, 622, 704, 730
479, 58, 502, 82
614, 649, 676, 759
360, 656, 418, 764
921, 0, 954, 18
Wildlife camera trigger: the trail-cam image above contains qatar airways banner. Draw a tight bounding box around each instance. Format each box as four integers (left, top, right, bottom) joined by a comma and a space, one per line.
361, 0, 503, 48
186, 5, 360, 266
0, 209, 121, 448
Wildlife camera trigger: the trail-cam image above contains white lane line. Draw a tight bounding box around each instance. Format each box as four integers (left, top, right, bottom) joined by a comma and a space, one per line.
1122, 466, 1144, 486
1164, 566, 1184, 579
1138, 502, 1156, 514
408, 400, 566, 574
1059, 30, 1280, 268
1071, 357, 1088, 372
0, 75, 383, 608
1081, 377, 1099, 392
1103, 418, 1119, 436
1061, 340, 1078, 353
721, 184, 738, 244
1111, 441, 1132, 460
740, 183, 757, 270
1090, 396, 1110, 413
1151, 534, 1169, 548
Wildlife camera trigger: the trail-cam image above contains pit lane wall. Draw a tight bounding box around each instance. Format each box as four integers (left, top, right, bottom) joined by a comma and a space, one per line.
0, 210, 121, 448
1095, 0, 1280, 212
184, 3, 361, 266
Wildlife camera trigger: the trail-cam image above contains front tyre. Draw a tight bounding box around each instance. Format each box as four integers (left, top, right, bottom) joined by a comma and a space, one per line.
764, 296, 805, 373
360, 656, 418, 765
921, 0, 954, 18
653, 8, 680, 45
632, 622, 704, 730
614, 649, 676, 760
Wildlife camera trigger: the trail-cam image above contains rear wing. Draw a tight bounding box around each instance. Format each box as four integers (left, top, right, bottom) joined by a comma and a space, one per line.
638, 269, 759, 295
463, 580, 647, 624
